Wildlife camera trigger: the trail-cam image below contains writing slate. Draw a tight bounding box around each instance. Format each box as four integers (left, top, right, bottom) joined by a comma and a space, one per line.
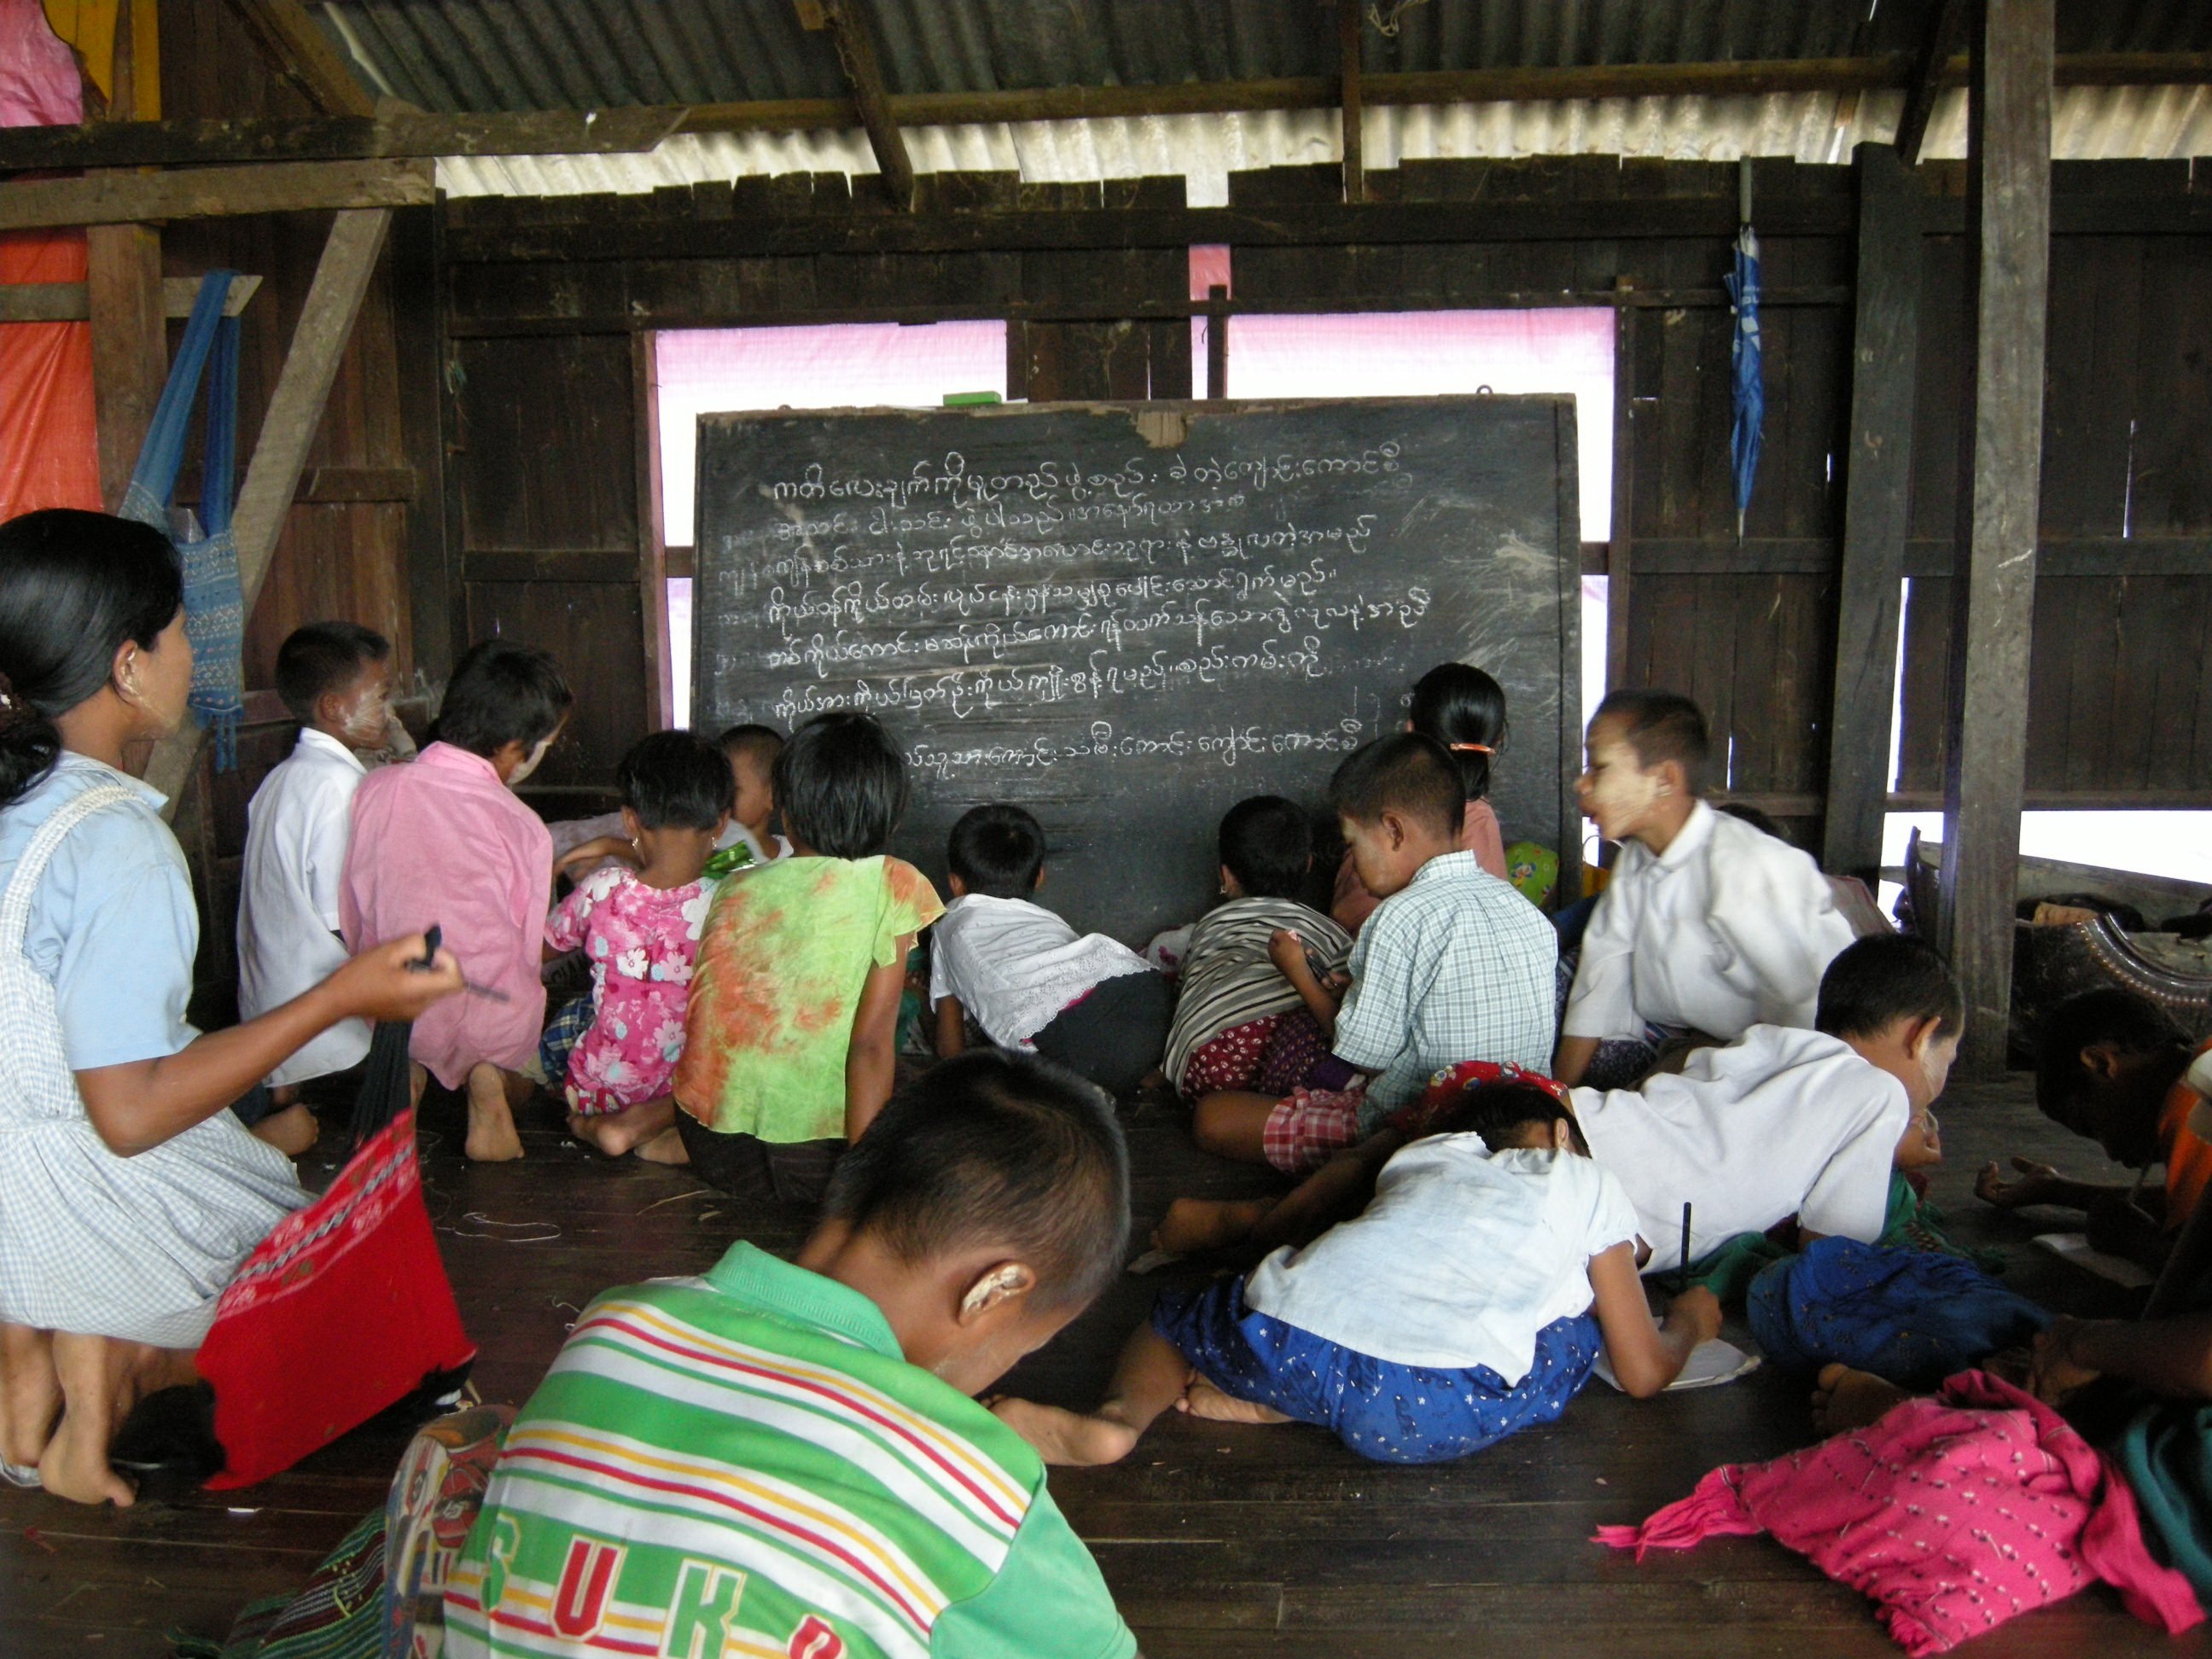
694, 398, 1581, 941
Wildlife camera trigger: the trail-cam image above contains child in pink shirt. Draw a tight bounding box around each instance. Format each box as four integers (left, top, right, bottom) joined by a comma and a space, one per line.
341, 639, 572, 1161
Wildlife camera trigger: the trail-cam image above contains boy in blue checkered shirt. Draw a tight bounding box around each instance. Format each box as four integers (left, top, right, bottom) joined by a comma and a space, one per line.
1192, 733, 1557, 1174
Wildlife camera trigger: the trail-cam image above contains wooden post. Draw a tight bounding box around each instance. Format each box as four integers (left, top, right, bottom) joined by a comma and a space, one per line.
1822, 143, 1924, 881
390, 203, 454, 684
1896, 0, 1971, 166
804, 0, 916, 210
633, 333, 673, 728
1205, 283, 1229, 399
86, 0, 164, 512
1936, 0, 2052, 1074
143, 208, 395, 809
1604, 279, 1636, 693
1337, 0, 1365, 205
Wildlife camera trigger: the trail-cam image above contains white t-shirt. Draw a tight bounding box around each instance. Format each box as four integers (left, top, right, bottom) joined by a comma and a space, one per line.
715, 820, 792, 865
1571, 1023, 1910, 1274
1563, 800, 1856, 1042
1243, 1137, 1641, 1383
236, 728, 370, 1086
928, 894, 1153, 1048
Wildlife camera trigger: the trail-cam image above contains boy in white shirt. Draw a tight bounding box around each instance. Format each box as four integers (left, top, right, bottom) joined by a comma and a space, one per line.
932, 803, 1171, 1097
236, 622, 395, 1144
1555, 690, 1854, 1087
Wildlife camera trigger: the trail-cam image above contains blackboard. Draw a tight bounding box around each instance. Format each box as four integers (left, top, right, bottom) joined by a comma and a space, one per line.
693, 398, 1581, 941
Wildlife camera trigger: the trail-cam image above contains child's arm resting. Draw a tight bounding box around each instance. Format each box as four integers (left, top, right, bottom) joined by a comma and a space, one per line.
2035, 1311, 2212, 1400
845, 934, 915, 1142
1268, 928, 1342, 1033
1551, 1034, 1601, 1089
1587, 1243, 1721, 1399
1975, 1155, 2130, 1215
1248, 1129, 1408, 1253
936, 992, 969, 1058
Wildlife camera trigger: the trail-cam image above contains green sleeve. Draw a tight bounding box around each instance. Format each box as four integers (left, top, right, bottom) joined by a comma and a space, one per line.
929, 1482, 1135, 1659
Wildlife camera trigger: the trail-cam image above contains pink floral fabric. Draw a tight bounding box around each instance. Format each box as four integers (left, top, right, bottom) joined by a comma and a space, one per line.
543, 867, 713, 1115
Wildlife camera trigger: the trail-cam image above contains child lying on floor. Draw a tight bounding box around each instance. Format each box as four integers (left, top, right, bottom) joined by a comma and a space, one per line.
992, 1080, 1719, 1468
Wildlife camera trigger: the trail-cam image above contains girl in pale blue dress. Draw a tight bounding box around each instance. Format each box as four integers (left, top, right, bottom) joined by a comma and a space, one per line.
0, 509, 462, 1505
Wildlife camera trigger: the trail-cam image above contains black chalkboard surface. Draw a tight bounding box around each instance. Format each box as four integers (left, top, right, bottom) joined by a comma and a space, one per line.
694, 398, 1581, 942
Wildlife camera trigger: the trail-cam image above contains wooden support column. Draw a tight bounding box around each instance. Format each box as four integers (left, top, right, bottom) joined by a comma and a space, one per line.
1936, 0, 2052, 1074
800, 0, 915, 210
1604, 279, 1636, 692
86, 0, 164, 511
1822, 143, 1924, 881
633, 333, 673, 727
143, 208, 394, 808
1204, 283, 1229, 398
1337, 0, 1365, 205
1895, 0, 1970, 165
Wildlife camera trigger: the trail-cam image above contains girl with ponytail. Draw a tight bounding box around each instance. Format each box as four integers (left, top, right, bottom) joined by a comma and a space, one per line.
1331, 662, 1512, 934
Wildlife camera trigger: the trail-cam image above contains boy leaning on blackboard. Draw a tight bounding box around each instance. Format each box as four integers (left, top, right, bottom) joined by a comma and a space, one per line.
1191, 734, 1557, 1175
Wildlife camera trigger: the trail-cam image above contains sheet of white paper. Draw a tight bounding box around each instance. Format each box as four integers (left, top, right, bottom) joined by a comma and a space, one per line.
2033, 1231, 2156, 1289
1126, 1247, 1185, 1276
1592, 1338, 1761, 1394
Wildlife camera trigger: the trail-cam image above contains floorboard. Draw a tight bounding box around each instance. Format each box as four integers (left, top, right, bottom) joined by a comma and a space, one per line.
3, 1070, 2206, 1656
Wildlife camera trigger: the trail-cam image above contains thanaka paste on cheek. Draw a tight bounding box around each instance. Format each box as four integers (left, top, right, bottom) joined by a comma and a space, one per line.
1581, 736, 1663, 840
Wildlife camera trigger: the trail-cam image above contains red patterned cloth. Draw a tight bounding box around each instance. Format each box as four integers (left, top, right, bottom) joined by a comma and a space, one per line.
1260, 1085, 1366, 1175
196, 1108, 474, 1490
1181, 1014, 1282, 1099
1391, 1059, 1570, 1137
1596, 1370, 2203, 1655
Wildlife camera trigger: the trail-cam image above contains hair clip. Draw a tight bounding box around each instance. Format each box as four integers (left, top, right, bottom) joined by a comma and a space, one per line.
1447, 742, 1493, 754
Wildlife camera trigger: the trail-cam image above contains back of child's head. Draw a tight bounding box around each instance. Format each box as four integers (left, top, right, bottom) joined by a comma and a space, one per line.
276, 621, 389, 726
776, 710, 908, 858
1330, 733, 1465, 841
948, 803, 1045, 899
617, 729, 736, 833
1409, 662, 1506, 805
1592, 689, 1709, 794
1218, 795, 1312, 900
1443, 1080, 1580, 1153
719, 722, 784, 776
822, 1050, 1130, 1310
2035, 987, 2186, 1108
1816, 935, 1964, 1041
1717, 800, 1790, 844
434, 638, 573, 759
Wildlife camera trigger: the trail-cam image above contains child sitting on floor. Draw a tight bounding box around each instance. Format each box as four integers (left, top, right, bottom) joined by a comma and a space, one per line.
672, 710, 943, 1204
1555, 689, 1854, 1087
341, 638, 571, 1162
1193, 735, 1557, 1173
236, 621, 396, 1151
543, 730, 731, 1162
443, 1050, 1137, 1659
1160, 795, 1354, 1104
992, 1079, 1719, 1469
1333, 661, 1511, 934
702, 721, 791, 877
932, 803, 1172, 1097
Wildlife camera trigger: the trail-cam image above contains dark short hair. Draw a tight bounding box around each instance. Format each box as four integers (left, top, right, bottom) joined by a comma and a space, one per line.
1816, 935, 1965, 1041
823, 1050, 1130, 1310
948, 804, 1045, 899
275, 621, 390, 726
1437, 1080, 1581, 1155
1717, 801, 1790, 845
433, 638, 573, 759
718, 722, 784, 774
1218, 795, 1313, 901
617, 729, 736, 833
1409, 661, 1507, 805
1330, 733, 1465, 841
776, 711, 908, 858
2034, 988, 2188, 1109
1593, 689, 1710, 794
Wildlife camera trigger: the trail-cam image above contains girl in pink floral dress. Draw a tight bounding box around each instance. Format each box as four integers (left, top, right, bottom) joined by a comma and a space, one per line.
543, 731, 733, 1161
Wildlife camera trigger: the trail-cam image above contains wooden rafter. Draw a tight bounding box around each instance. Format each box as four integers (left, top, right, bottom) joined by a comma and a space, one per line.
0, 158, 432, 232
1896, 0, 1970, 166
800, 0, 915, 210
0, 273, 259, 323
221, 0, 375, 118
1337, 0, 1365, 205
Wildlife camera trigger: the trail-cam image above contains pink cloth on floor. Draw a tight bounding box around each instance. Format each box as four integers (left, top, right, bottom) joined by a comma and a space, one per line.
1596, 1370, 2203, 1656
341, 743, 551, 1089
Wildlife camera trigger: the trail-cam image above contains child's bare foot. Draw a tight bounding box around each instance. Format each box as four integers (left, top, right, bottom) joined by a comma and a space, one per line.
464, 1065, 525, 1162
38, 1414, 132, 1505
572, 1097, 678, 1157
634, 1126, 690, 1164
1152, 1196, 1272, 1255
989, 1397, 1141, 1466
1811, 1363, 1910, 1435
0, 1325, 57, 1470
1179, 1379, 1291, 1425
250, 1103, 321, 1157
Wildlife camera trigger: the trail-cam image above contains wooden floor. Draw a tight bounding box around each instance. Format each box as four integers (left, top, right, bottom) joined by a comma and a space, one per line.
4, 1070, 2209, 1658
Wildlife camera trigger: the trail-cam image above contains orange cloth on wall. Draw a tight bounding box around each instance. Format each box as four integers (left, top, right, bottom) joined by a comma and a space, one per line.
0, 229, 102, 522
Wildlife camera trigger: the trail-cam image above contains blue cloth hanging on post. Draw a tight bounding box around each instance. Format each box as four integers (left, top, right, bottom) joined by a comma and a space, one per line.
1725, 223, 1763, 542
119, 271, 246, 770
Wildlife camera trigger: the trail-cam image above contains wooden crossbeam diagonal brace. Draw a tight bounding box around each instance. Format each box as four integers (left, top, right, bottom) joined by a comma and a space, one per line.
0, 158, 430, 232
1897, 0, 1970, 166
0, 273, 259, 323
800, 0, 915, 210
143, 209, 392, 813
0, 108, 689, 172
221, 0, 375, 117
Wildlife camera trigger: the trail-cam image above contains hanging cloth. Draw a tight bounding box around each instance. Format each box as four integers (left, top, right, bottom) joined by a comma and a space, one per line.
119, 268, 246, 768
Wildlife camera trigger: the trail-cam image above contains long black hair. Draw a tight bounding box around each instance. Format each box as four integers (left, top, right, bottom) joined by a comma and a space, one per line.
1409, 662, 1506, 805
0, 510, 183, 809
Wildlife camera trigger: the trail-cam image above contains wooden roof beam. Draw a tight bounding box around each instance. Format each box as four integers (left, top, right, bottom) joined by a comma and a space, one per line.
0, 158, 431, 232
1336, 0, 1365, 205
1896, 0, 1970, 166
221, 0, 375, 118
798, 0, 915, 210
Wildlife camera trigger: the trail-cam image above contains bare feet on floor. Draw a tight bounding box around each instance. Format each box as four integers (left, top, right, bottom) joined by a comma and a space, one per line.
988, 1398, 1141, 1467
250, 1103, 321, 1158
1811, 1362, 1910, 1435
464, 1065, 526, 1162
1179, 1380, 1291, 1425
1152, 1196, 1272, 1255
0, 1324, 57, 1471
568, 1097, 678, 1158
633, 1126, 689, 1164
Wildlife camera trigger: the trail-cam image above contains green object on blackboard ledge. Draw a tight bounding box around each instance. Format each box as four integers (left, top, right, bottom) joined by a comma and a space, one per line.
942, 391, 1001, 406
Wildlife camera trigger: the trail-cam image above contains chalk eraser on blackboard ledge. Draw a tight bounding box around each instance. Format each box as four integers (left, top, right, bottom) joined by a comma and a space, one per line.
942, 391, 1001, 406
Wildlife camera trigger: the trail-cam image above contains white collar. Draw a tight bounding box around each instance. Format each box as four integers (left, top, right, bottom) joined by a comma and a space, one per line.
294, 726, 368, 774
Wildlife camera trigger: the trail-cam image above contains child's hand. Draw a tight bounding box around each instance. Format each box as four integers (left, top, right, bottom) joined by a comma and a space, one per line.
1664, 1284, 1723, 1346
1975, 1155, 2064, 1209
1267, 928, 1309, 978
558, 835, 637, 876
328, 934, 464, 1022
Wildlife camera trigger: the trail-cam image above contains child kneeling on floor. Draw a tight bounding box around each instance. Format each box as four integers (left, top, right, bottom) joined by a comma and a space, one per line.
993, 1080, 1719, 1468
442, 1050, 1137, 1659
543, 730, 731, 1161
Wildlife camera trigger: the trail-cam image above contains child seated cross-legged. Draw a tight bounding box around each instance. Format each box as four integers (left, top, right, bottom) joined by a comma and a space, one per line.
442, 1050, 1138, 1659
340, 638, 573, 1162
672, 711, 943, 1205
992, 1079, 1720, 1469
1555, 689, 1854, 1088
544, 731, 731, 1163
1192, 735, 1557, 1174
932, 803, 1172, 1096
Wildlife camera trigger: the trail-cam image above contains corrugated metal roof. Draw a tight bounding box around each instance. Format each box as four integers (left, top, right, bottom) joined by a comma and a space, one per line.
311, 1, 2212, 200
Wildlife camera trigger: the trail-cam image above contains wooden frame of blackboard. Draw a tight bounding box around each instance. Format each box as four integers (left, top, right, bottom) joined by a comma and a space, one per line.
691, 395, 1584, 940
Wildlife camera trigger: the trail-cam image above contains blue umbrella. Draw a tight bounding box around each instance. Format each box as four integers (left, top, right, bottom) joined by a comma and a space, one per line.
1725, 221, 1763, 542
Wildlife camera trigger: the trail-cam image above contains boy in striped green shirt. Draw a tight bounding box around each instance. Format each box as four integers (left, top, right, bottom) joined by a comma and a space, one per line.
444, 1051, 1136, 1659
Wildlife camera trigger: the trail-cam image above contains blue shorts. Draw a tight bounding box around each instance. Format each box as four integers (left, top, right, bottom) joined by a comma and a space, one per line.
1153, 1277, 1601, 1464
